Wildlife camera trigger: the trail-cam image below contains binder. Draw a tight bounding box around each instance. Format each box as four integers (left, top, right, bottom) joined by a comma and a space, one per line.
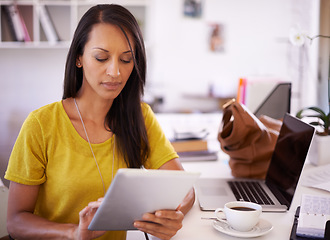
236, 78, 246, 104
37, 5, 60, 43
19, 9, 31, 42
2, 4, 25, 42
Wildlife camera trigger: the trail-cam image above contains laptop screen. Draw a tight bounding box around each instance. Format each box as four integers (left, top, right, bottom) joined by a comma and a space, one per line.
254, 83, 291, 120
265, 113, 315, 207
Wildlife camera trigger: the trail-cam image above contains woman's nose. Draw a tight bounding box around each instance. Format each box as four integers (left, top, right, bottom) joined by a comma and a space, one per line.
106, 60, 120, 77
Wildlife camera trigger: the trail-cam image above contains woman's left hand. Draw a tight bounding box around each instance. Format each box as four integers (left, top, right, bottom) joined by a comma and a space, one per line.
134, 209, 184, 240
75, 198, 106, 240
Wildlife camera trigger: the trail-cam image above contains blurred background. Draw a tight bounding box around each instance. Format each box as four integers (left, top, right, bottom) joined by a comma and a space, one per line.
0, 0, 329, 187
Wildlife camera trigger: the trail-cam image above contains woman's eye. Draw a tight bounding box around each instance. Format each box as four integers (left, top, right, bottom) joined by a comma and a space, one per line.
96, 58, 108, 62
121, 59, 132, 64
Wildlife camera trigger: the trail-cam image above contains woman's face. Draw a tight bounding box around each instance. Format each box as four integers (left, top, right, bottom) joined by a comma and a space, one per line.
77, 23, 135, 100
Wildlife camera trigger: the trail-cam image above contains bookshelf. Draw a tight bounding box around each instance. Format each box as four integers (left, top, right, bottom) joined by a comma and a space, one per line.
0, 0, 149, 49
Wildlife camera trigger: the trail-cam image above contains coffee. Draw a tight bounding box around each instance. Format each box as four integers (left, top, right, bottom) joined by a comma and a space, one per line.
215, 201, 262, 231
231, 206, 255, 211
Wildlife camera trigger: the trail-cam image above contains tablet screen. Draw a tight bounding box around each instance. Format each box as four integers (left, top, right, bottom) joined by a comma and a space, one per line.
88, 168, 200, 231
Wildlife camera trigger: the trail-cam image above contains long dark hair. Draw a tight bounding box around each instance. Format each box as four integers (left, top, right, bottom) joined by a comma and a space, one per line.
63, 4, 149, 168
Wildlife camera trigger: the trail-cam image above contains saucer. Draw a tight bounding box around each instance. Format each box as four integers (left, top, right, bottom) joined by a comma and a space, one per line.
212, 218, 273, 238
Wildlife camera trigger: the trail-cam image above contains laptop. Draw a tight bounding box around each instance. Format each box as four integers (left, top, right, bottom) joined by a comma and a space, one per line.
195, 113, 315, 212
254, 82, 291, 120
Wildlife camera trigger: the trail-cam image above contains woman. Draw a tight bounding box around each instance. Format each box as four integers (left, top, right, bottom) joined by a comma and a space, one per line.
5, 4, 194, 240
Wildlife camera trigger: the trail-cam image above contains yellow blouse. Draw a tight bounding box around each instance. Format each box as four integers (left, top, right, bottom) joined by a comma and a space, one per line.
5, 101, 178, 240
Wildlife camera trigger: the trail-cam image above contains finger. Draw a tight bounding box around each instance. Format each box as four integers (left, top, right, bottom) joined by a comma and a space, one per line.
143, 211, 184, 228
141, 213, 176, 230
134, 221, 176, 240
88, 201, 102, 209
79, 206, 97, 221
78, 206, 95, 231
155, 210, 184, 221
79, 206, 91, 218
77, 206, 106, 240
141, 229, 173, 240
140, 212, 183, 232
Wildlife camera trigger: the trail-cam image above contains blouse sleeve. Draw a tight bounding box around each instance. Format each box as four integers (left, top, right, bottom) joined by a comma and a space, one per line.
5, 112, 47, 185
142, 103, 179, 169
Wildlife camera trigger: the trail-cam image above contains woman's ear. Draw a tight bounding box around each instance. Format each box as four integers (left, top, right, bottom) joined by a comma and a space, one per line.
76, 58, 82, 68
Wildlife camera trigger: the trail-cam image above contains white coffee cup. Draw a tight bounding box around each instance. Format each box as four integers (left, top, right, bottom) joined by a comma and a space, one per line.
215, 201, 262, 232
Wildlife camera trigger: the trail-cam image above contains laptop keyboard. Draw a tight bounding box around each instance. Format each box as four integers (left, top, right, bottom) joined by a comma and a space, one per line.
228, 181, 275, 205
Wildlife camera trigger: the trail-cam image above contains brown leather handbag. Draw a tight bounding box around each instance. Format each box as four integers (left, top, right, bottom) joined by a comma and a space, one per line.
218, 99, 282, 179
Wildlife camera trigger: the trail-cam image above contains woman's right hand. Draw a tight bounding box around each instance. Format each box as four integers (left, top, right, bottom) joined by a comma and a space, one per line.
74, 198, 106, 240
7, 182, 106, 240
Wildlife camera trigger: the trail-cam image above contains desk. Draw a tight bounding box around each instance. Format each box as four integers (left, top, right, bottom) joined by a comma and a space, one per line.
172, 158, 324, 240
0, 182, 9, 237
127, 155, 328, 240
127, 112, 329, 239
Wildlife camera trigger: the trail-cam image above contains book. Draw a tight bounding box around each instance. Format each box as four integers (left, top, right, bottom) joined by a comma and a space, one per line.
296, 194, 330, 239
177, 150, 218, 162
237, 78, 246, 104
173, 128, 209, 140
19, 8, 31, 42
37, 5, 60, 43
2, 4, 25, 42
171, 139, 208, 153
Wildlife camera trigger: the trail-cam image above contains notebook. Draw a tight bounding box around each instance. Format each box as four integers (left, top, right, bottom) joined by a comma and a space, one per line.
254, 82, 291, 120
195, 113, 315, 212
296, 194, 330, 238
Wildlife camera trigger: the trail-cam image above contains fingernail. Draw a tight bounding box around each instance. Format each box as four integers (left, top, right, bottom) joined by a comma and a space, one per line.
134, 222, 140, 228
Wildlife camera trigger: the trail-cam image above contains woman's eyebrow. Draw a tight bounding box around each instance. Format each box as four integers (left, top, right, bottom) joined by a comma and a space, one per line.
92, 47, 109, 52
92, 47, 132, 54
123, 50, 133, 54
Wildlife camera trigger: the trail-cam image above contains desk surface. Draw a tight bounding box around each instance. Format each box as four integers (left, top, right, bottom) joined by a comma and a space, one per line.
173, 158, 321, 240
0, 186, 9, 237
128, 156, 328, 240
127, 112, 329, 240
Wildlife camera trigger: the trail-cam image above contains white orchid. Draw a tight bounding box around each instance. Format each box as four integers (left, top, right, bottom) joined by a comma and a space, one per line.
289, 27, 307, 46
289, 26, 330, 47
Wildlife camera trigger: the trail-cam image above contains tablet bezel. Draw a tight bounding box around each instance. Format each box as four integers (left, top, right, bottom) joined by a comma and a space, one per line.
88, 168, 200, 231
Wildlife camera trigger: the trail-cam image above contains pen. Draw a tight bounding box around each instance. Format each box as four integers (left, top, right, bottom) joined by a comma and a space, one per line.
290, 206, 300, 240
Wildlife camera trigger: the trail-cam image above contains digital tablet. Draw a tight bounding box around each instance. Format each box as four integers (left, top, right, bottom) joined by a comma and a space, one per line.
88, 168, 200, 231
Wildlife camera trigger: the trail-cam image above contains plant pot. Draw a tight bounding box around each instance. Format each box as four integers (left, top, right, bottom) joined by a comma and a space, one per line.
307, 135, 330, 166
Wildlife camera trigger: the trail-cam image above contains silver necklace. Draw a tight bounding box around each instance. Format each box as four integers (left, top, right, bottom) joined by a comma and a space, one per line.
73, 98, 115, 195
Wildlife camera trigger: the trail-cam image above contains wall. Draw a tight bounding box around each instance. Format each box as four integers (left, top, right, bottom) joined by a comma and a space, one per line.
318, 0, 330, 113
145, 0, 320, 113
0, 48, 67, 187
0, 0, 321, 186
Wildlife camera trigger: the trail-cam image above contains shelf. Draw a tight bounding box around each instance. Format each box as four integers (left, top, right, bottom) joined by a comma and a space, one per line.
0, 0, 149, 49
0, 40, 71, 49
76, 0, 149, 6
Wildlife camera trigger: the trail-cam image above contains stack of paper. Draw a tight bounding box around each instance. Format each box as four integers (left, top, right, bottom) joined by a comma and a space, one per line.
301, 164, 330, 192
171, 128, 218, 162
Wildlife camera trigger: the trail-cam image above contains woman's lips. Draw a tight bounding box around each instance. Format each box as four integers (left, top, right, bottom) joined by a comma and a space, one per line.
101, 81, 121, 90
